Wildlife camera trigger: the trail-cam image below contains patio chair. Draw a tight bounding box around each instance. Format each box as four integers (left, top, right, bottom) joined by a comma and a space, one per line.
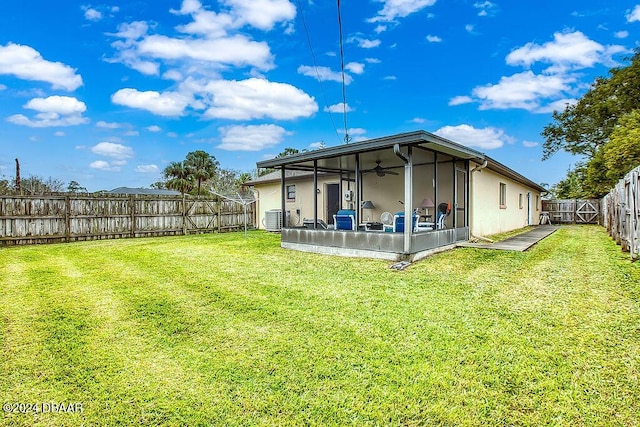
392, 211, 418, 232
436, 202, 451, 229
333, 209, 356, 230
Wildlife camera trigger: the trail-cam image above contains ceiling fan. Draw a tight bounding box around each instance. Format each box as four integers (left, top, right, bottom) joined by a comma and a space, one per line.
371, 160, 399, 177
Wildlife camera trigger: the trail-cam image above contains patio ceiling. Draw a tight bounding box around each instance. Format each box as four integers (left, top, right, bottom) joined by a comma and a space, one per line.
257, 130, 486, 173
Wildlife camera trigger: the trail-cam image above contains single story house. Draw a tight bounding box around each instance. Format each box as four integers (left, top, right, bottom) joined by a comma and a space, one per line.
248, 130, 545, 261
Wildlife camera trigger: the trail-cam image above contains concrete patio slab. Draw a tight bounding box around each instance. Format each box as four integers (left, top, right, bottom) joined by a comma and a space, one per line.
457, 225, 559, 252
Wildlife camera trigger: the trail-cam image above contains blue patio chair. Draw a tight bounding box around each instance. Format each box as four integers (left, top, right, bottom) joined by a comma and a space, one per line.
392, 211, 418, 232
333, 209, 356, 230
436, 202, 451, 229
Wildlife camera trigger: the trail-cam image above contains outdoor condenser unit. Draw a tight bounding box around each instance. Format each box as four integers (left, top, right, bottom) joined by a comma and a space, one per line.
264, 209, 289, 231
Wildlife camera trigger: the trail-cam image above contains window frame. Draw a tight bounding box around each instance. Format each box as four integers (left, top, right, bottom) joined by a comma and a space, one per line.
499, 182, 507, 209
286, 184, 296, 201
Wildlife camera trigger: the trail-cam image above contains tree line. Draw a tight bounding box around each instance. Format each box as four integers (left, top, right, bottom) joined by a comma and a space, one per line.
543, 50, 640, 199
152, 150, 254, 196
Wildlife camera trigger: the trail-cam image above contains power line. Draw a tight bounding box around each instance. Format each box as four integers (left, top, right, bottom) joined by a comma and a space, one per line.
295, 0, 342, 145
337, 0, 351, 143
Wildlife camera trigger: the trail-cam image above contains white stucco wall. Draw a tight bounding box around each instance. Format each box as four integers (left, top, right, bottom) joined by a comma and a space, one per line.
469, 162, 541, 237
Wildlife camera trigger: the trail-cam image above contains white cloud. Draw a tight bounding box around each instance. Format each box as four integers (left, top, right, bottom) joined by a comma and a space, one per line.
111, 88, 190, 117
349, 37, 381, 49
91, 141, 134, 159
146, 125, 162, 132
7, 96, 89, 127
308, 141, 326, 149
384, 75, 397, 80
108, 0, 289, 78
522, 141, 539, 148
434, 124, 511, 150
124, 130, 139, 136
614, 31, 629, 39
365, 57, 381, 64
0, 84, 6, 90
345, 62, 365, 74
137, 34, 274, 70
163, 69, 183, 81
167, 132, 178, 137
83, 7, 103, 21
200, 78, 318, 120
506, 31, 626, 70
218, 124, 288, 151
173, 0, 295, 33
96, 121, 123, 129
534, 98, 578, 114
410, 117, 425, 124
426, 35, 442, 43
324, 103, 353, 113
90, 160, 121, 171
368, 0, 437, 23
627, 5, 640, 22
472, 71, 574, 111
465, 24, 475, 33
24, 96, 86, 115
223, 0, 296, 30
298, 65, 352, 84
449, 95, 474, 106
474, 1, 498, 17
135, 164, 159, 173
0, 43, 82, 91
54, 131, 65, 137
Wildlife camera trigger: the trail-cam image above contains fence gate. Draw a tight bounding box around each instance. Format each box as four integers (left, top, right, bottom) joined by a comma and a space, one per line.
575, 200, 599, 224
542, 199, 600, 224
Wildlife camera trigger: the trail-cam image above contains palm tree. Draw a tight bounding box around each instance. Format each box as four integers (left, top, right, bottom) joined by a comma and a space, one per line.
184, 150, 219, 196
163, 161, 193, 194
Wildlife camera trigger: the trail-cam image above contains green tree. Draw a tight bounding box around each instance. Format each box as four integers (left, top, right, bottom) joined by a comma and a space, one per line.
163, 161, 193, 194
0, 176, 13, 194
542, 50, 640, 161
184, 150, 219, 196
276, 147, 300, 158
67, 180, 87, 193
552, 165, 588, 199
603, 110, 640, 180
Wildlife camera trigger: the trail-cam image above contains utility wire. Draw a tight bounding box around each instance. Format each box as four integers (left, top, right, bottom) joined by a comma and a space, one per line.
337, 0, 351, 143
295, 0, 342, 145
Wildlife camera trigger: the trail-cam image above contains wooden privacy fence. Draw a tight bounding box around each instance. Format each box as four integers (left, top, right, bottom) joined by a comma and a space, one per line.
541, 199, 600, 224
0, 194, 255, 246
602, 165, 640, 260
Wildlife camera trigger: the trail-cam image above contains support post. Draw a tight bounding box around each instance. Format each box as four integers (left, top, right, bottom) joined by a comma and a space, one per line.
355, 153, 360, 227
281, 167, 286, 229
313, 160, 318, 229
403, 146, 413, 254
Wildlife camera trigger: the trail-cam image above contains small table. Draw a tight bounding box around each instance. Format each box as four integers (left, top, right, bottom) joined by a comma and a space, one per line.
415, 221, 435, 231
359, 222, 384, 231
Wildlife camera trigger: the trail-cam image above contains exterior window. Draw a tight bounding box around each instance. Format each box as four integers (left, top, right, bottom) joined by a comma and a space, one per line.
536, 195, 540, 211
286, 185, 296, 201
519, 193, 523, 209
499, 183, 507, 208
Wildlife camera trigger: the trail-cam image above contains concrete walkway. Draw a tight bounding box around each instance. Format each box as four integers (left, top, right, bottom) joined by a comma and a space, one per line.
458, 225, 559, 252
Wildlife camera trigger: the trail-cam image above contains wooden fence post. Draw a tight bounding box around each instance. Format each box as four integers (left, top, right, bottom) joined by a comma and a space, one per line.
65, 195, 71, 243
130, 194, 136, 238
182, 194, 187, 235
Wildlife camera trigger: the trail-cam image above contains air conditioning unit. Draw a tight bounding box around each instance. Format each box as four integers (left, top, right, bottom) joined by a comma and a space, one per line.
263, 209, 289, 231
344, 190, 353, 201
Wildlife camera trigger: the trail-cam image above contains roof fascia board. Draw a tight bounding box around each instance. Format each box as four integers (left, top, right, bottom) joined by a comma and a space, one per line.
256, 130, 485, 169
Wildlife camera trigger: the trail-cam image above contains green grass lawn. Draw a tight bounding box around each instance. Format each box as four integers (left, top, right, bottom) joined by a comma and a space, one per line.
1, 226, 639, 426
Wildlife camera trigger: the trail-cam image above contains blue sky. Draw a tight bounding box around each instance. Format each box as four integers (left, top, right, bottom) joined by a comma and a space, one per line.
1, 0, 639, 192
